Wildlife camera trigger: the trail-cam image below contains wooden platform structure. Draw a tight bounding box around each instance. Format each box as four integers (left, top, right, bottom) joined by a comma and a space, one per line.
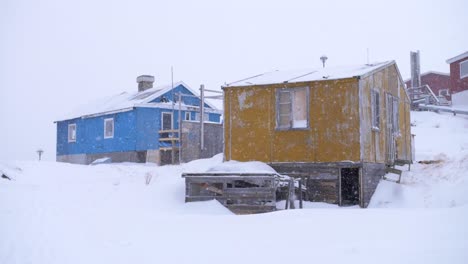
159, 129, 180, 165
182, 172, 278, 214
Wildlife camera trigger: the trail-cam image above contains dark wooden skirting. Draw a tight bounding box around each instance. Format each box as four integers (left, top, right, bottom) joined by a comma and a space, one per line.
361, 162, 386, 207
270, 162, 384, 208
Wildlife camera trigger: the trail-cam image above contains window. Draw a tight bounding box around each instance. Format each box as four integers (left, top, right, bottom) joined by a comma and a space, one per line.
195, 112, 209, 122
439, 89, 449, 96
276, 87, 308, 129
68, 124, 76, 142
460, 60, 468, 79
392, 97, 399, 134
371, 89, 380, 130
185, 112, 191, 121
104, 118, 114, 139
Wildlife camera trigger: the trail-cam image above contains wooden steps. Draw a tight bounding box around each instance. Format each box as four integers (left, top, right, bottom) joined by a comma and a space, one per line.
394, 159, 411, 171
383, 167, 403, 183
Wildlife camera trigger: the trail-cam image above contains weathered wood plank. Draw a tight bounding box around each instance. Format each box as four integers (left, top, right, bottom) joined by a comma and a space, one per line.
307, 179, 338, 204
182, 172, 277, 177
226, 205, 276, 214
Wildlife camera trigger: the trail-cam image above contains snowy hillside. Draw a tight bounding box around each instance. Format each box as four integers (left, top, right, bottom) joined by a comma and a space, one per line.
1, 111, 468, 264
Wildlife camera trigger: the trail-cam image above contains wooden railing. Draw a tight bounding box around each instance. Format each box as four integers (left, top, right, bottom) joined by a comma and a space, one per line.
158, 129, 179, 151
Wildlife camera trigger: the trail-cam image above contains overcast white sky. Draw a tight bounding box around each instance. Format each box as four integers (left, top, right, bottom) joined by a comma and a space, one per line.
1, 0, 467, 161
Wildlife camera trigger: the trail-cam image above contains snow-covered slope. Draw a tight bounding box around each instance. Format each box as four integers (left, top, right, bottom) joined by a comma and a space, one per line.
1, 111, 467, 264
370, 111, 468, 208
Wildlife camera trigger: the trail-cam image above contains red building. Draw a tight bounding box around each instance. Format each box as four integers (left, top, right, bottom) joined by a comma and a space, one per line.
446, 51, 468, 94
404, 71, 450, 99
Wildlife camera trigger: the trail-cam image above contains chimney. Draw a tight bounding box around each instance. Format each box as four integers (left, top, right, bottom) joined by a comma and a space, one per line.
136, 75, 155, 92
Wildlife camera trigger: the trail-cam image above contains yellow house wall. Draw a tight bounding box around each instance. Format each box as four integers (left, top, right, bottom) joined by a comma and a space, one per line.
224, 78, 361, 163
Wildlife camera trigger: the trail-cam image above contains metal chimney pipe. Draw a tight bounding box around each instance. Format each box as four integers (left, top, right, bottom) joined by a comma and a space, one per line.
320, 55, 328, 68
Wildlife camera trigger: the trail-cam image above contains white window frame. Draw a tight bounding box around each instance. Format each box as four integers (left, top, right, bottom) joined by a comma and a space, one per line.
161, 112, 173, 130
195, 112, 209, 122
275, 86, 309, 130
439, 89, 449, 97
68, 123, 76, 143
104, 118, 114, 139
371, 89, 380, 131
460, 60, 468, 79
185, 112, 191, 121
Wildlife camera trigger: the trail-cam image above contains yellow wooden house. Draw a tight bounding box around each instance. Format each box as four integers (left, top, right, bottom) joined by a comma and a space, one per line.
222, 61, 412, 207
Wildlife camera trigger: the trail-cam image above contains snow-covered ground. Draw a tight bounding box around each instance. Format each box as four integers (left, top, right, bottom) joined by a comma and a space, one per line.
1, 111, 468, 264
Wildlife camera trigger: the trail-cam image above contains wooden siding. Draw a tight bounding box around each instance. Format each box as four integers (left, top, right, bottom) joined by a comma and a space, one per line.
224, 78, 361, 163
360, 64, 411, 163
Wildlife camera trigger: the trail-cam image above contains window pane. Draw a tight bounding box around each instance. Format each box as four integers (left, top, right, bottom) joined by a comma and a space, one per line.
277, 90, 291, 128
68, 125, 76, 141
279, 115, 290, 127
278, 91, 290, 103
371, 90, 380, 129
293, 88, 307, 128
393, 98, 399, 133
105, 119, 114, 137
461, 61, 468, 78
279, 103, 290, 116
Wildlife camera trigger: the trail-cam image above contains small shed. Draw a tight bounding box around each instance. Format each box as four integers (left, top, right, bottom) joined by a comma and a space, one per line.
222, 61, 412, 207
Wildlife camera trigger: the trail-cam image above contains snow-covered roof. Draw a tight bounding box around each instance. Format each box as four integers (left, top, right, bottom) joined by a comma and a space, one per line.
56, 81, 218, 122
446, 51, 468, 64
224, 61, 395, 87
421, 71, 450, 76
403, 71, 450, 82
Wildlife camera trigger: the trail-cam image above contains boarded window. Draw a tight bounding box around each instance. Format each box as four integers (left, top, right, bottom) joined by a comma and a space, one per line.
371, 89, 380, 130
104, 118, 114, 139
68, 124, 76, 142
460, 60, 468, 79
276, 87, 308, 129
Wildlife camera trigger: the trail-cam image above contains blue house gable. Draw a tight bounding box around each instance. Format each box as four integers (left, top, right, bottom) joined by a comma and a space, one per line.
55, 76, 222, 165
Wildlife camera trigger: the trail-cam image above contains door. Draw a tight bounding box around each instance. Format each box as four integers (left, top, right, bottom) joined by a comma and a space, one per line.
340, 168, 360, 206
386, 94, 396, 165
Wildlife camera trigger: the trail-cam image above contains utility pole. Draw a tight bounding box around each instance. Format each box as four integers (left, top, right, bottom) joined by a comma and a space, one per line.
200, 84, 205, 151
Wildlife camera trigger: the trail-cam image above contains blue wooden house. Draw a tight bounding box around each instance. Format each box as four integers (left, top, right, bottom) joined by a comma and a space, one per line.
55, 75, 222, 165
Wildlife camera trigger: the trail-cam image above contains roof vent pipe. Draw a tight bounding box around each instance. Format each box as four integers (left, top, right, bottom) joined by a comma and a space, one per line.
320, 55, 328, 68
137, 75, 155, 92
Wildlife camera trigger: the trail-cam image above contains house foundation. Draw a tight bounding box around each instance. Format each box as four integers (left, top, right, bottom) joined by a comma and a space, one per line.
269, 162, 385, 207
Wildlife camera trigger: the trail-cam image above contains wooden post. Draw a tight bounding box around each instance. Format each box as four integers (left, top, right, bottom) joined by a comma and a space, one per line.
289, 178, 295, 209
178, 92, 182, 164
200, 84, 205, 151
299, 178, 303, 209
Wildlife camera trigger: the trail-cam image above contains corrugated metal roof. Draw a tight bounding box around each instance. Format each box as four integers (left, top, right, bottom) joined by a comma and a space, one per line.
224, 61, 394, 87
